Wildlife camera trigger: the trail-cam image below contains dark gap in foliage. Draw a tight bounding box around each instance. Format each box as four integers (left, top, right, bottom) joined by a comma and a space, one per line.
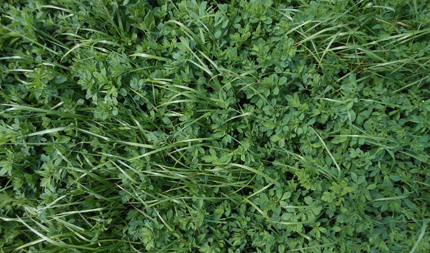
360, 144, 372, 152
145, 0, 160, 8
236, 95, 252, 109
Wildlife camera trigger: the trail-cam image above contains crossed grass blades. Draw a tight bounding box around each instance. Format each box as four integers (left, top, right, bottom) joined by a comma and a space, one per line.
1, 0, 430, 252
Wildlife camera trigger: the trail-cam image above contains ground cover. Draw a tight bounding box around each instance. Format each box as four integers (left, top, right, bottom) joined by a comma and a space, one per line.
1, 0, 430, 251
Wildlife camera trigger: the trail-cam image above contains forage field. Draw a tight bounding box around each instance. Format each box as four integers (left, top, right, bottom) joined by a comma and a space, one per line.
1, 0, 430, 252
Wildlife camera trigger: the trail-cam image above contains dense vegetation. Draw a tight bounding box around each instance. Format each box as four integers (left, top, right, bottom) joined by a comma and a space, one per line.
1, 0, 430, 252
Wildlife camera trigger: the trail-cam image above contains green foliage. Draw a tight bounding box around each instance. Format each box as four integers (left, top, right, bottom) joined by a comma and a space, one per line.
1, 0, 430, 251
